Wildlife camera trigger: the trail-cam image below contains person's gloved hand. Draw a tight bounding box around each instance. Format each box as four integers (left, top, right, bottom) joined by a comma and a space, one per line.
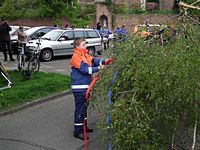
104, 58, 113, 65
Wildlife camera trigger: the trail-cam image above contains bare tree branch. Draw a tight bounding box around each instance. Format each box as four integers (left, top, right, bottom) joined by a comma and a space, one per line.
179, 1, 200, 10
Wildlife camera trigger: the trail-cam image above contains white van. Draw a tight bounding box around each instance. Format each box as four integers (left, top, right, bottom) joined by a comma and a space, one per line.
26, 28, 103, 61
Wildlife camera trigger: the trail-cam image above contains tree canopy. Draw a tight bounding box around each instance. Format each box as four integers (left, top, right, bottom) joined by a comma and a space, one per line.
0, 0, 94, 27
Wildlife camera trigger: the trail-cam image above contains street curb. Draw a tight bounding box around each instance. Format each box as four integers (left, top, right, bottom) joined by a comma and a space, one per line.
0, 90, 72, 117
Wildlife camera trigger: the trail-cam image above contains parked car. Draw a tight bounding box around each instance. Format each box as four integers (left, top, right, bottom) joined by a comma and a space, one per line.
25, 26, 58, 41
26, 28, 103, 61
10, 26, 57, 54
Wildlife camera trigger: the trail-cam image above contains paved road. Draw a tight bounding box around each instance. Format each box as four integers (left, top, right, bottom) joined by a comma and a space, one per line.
0, 54, 71, 75
0, 94, 106, 150
0, 53, 107, 150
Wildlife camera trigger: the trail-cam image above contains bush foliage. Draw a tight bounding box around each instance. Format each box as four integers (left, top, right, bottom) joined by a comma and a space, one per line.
0, 0, 94, 27
90, 22, 200, 149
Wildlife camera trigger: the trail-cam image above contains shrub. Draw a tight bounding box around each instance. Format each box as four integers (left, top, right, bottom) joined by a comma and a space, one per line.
90, 23, 200, 149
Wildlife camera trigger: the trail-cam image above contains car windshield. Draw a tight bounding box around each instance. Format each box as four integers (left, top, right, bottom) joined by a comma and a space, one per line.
42, 30, 63, 41
25, 27, 41, 36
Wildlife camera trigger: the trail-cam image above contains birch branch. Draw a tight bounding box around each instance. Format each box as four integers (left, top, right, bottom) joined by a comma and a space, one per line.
186, 14, 200, 25
191, 0, 200, 6
191, 103, 198, 150
179, 1, 200, 10
171, 117, 179, 149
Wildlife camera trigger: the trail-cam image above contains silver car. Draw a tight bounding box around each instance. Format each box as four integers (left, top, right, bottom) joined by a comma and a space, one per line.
26, 28, 103, 61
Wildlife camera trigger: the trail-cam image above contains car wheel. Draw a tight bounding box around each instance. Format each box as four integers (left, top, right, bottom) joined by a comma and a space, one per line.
87, 47, 95, 56
40, 49, 53, 61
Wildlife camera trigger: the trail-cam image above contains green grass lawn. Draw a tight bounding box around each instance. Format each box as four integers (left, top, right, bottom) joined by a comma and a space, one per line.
0, 71, 70, 112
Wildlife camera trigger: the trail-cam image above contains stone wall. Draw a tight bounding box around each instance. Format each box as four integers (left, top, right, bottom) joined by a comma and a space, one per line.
115, 14, 175, 25
114, 14, 176, 30
114, 0, 140, 6
159, 0, 175, 10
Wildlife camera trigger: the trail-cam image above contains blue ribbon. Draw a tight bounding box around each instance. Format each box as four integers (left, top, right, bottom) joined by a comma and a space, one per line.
106, 67, 120, 150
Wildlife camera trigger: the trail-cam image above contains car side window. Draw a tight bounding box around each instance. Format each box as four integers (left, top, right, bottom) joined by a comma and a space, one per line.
86, 31, 99, 38
74, 31, 85, 38
62, 31, 73, 40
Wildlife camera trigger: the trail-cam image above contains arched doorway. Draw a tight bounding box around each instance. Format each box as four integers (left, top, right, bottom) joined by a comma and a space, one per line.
99, 15, 108, 27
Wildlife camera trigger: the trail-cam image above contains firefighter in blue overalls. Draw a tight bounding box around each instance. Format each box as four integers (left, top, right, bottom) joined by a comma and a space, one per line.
70, 37, 113, 140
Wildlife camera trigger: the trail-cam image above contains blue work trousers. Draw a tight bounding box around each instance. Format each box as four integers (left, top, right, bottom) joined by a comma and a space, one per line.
73, 91, 88, 135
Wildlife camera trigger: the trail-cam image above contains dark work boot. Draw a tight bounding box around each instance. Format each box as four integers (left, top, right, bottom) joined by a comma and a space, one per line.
8, 50, 15, 61
3, 52, 7, 61
86, 127, 93, 133
10, 58, 15, 61
9, 53, 15, 61
74, 133, 89, 140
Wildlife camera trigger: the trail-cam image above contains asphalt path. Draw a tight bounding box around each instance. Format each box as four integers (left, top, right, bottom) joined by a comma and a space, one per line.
0, 54, 107, 150
0, 54, 71, 75
0, 94, 105, 150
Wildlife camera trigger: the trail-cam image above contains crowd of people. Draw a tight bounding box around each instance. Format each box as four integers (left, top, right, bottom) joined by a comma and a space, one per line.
96, 22, 128, 49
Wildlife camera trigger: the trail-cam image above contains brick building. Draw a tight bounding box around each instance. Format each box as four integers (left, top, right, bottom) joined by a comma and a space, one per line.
79, 0, 175, 29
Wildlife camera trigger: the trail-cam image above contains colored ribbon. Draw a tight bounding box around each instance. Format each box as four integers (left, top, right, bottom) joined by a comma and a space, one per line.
106, 67, 120, 150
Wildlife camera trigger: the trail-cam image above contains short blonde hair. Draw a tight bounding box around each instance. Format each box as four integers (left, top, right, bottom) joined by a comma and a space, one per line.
73, 37, 85, 48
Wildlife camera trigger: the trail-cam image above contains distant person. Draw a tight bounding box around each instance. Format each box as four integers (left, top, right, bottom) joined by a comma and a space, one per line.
120, 25, 127, 36
114, 25, 121, 36
96, 22, 101, 30
114, 25, 127, 42
65, 24, 69, 28
0, 18, 15, 61
17, 25, 28, 55
96, 22, 103, 39
71, 25, 75, 29
102, 25, 112, 50
60, 24, 69, 29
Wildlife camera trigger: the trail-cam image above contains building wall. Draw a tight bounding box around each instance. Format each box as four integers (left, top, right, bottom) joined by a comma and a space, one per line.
96, 3, 112, 29
114, 0, 140, 6
159, 0, 175, 10
81, 0, 175, 9
115, 14, 176, 28
95, 0, 176, 30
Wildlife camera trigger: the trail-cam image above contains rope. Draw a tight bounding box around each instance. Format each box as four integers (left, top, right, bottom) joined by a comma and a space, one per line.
106, 67, 120, 150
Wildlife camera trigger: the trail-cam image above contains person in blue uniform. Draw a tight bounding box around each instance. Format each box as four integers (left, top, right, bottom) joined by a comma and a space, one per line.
70, 37, 113, 140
